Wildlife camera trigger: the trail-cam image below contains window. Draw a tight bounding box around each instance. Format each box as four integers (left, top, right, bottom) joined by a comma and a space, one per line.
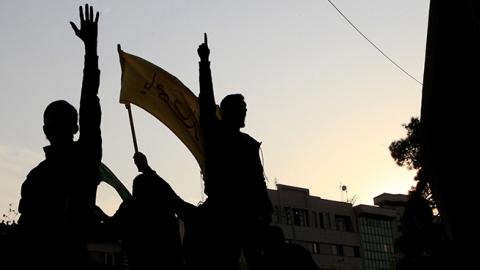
105, 253, 115, 265
284, 207, 292, 225
274, 206, 281, 224
383, 244, 390, 253
312, 211, 318, 228
312, 242, 320, 254
319, 213, 325, 229
331, 245, 338, 255
293, 208, 309, 226
325, 213, 331, 229
334, 215, 353, 232
360, 218, 395, 270
335, 216, 346, 231
331, 245, 343, 256
354, 246, 360, 257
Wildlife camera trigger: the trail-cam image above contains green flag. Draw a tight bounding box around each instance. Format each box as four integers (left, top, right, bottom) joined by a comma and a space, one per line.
99, 163, 132, 201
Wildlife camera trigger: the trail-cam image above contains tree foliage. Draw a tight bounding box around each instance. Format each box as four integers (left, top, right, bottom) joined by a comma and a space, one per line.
389, 117, 421, 171
389, 117, 453, 270
389, 118, 430, 201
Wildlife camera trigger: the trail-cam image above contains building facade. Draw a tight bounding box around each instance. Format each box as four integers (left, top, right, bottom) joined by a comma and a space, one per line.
268, 184, 407, 270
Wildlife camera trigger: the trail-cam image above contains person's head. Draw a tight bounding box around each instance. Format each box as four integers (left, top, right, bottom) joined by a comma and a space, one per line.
220, 94, 247, 129
43, 100, 78, 145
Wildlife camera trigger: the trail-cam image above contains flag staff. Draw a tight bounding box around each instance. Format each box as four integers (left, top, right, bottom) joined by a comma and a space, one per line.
125, 103, 139, 153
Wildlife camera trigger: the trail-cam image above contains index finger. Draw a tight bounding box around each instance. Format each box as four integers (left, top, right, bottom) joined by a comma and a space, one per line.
204, 33, 208, 45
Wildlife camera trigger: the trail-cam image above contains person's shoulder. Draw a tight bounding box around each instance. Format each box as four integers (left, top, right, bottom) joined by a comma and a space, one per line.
114, 199, 136, 217
25, 159, 48, 179
21, 160, 48, 191
239, 131, 261, 146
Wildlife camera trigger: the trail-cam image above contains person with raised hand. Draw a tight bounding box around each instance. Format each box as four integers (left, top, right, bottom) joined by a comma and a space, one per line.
17, 4, 102, 269
193, 33, 273, 269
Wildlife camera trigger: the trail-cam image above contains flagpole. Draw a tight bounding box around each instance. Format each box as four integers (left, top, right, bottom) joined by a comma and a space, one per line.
125, 103, 139, 153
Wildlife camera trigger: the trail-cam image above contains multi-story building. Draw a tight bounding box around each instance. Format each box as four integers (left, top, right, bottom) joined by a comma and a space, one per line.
268, 184, 408, 270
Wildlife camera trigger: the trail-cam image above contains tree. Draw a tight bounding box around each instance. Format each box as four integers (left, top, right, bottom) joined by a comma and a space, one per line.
389, 117, 453, 270
389, 117, 437, 210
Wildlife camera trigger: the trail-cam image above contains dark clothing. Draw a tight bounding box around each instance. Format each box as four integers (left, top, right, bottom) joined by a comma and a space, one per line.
17, 54, 101, 269
111, 171, 185, 270
261, 243, 320, 270
198, 60, 272, 221
195, 59, 272, 269
260, 226, 319, 270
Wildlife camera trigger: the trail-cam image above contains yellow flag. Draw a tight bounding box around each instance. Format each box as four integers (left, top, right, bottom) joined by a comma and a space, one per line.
118, 46, 204, 170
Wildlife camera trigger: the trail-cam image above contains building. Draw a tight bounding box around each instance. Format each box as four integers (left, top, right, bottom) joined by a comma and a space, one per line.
268, 184, 408, 270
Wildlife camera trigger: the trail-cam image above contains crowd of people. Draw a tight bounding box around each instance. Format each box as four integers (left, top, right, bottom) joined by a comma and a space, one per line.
9, 5, 318, 270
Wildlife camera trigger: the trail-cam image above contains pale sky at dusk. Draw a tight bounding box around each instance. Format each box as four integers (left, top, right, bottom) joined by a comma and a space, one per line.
0, 0, 428, 217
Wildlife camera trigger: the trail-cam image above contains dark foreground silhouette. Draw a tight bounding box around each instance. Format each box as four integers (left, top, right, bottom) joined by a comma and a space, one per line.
260, 226, 320, 270
96, 152, 188, 270
3, 5, 321, 270
95, 153, 319, 270
188, 34, 274, 270
15, 4, 101, 270
2, 1, 476, 269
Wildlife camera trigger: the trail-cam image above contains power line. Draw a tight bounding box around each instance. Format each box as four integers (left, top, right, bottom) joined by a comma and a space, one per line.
325, 0, 423, 85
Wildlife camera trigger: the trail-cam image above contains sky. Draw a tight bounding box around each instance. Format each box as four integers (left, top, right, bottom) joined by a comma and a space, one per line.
0, 0, 429, 217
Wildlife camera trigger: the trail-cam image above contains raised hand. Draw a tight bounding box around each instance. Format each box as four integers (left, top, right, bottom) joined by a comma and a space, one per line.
197, 33, 210, 62
70, 4, 99, 52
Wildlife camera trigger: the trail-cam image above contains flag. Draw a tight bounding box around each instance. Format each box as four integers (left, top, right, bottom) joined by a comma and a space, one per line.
118, 45, 204, 170
99, 162, 132, 201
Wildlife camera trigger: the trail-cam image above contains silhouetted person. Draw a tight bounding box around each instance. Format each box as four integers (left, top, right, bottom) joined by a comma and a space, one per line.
100, 152, 192, 270
260, 226, 320, 270
195, 34, 273, 269
17, 5, 101, 269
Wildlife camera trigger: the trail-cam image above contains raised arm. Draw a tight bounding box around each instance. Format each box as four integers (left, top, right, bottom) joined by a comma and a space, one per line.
70, 4, 101, 155
133, 152, 196, 220
198, 34, 218, 138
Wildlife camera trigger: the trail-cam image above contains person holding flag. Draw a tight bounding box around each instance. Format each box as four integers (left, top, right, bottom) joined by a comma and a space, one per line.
116, 33, 273, 269
95, 151, 194, 270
